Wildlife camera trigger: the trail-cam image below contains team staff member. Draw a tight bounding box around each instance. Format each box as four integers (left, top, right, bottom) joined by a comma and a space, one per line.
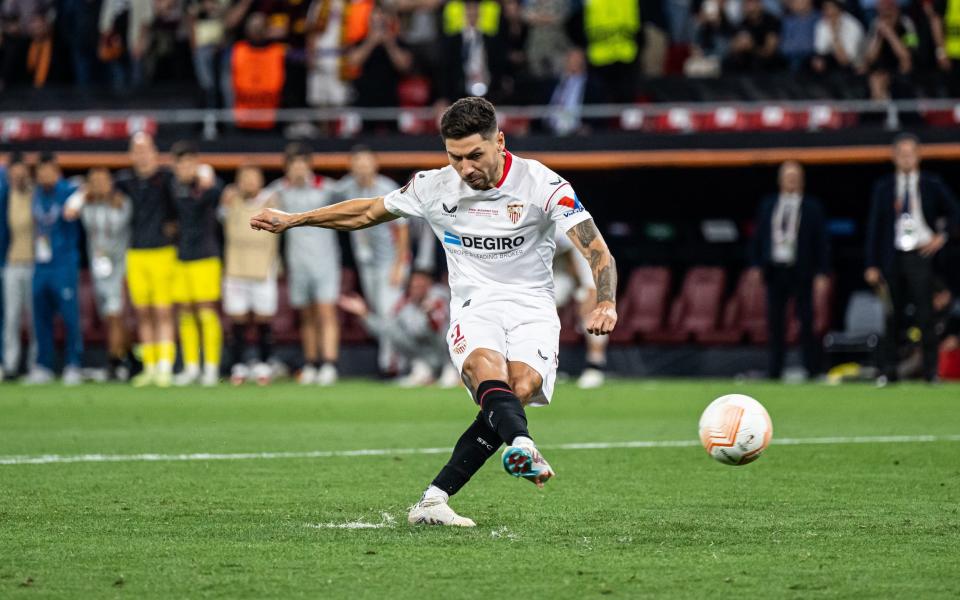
1, 152, 37, 379
115, 132, 179, 387
170, 142, 223, 387
332, 146, 409, 375
64, 168, 133, 381
265, 144, 341, 386
865, 134, 960, 383
27, 154, 83, 385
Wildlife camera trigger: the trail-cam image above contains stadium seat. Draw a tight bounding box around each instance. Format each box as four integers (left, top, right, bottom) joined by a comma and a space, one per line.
823, 290, 884, 358
647, 267, 725, 344
698, 270, 768, 345
558, 301, 582, 345
609, 267, 671, 343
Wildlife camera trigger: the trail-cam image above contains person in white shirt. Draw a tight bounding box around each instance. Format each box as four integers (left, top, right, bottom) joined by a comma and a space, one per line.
865, 134, 960, 383
251, 97, 618, 527
812, 0, 865, 74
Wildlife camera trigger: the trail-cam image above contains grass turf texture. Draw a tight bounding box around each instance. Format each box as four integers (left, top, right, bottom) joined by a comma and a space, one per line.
1, 381, 958, 599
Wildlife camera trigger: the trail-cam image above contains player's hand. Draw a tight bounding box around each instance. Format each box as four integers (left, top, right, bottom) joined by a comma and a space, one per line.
586, 301, 617, 335
250, 208, 294, 234
864, 267, 882, 287
337, 294, 369, 318
919, 233, 946, 257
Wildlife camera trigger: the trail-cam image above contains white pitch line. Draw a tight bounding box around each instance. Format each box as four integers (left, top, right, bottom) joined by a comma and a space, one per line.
1, 434, 959, 466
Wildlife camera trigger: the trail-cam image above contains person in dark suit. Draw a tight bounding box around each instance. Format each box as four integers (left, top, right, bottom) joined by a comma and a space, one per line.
865, 133, 960, 383
440, 0, 507, 102
749, 161, 830, 379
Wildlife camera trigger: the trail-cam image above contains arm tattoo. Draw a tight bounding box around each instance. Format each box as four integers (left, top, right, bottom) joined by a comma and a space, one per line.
571, 220, 598, 247
596, 261, 617, 304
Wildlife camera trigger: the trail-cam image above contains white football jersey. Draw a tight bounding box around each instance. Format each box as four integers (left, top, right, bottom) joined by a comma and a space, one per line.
383, 151, 592, 308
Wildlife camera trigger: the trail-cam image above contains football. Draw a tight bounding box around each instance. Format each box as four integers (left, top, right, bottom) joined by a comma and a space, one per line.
699, 394, 773, 465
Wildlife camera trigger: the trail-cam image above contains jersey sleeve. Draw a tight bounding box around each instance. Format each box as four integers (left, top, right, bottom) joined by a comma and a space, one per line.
383, 173, 425, 218
543, 182, 592, 233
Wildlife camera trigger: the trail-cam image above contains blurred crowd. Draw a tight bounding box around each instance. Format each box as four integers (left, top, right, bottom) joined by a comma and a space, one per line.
2, 0, 960, 135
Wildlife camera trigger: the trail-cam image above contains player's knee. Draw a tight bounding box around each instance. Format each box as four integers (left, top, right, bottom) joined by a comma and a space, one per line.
462, 349, 508, 385
510, 376, 541, 404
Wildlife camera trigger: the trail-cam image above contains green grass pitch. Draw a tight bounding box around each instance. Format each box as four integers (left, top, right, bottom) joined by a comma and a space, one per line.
1, 380, 958, 598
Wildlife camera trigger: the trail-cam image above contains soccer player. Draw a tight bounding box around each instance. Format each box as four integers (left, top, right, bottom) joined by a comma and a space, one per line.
332, 146, 410, 375
115, 133, 178, 387
221, 165, 280, 385
170, 142, 224, 387
252, 97, 618, 527
265, 144, 341, 386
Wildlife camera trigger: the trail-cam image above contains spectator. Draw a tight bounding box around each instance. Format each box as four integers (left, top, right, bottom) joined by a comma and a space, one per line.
897, 280, 960, 378
218, 0, 257, 111
724, 0, 784, 72
567, 0, 641, 102
25, 10, 55, 87
522, 0, 570, 79
921, 0, 960, 93
442, 0, 499, 37
865, 134, 960, 383
221, 165, 279, 385
170, 142, 223, 387
441, 0, 505, 100
748, 161, 830, 380
812, 0, 865, 75
332, 146, 408, 375
689, 0, 737, 72
27, 153, 82, 385
347, 5, 413, 107
1, 152, 37, 379
231, 12, 287, 129
305, 0, 350, 109
554, 229, 608, 389
55, 0, 100, 87
64, 168, 133, 381
141, 0, 188, 84
338, 270, 459, 387
114, 132, 178, 388
545, 47, 604, 135
187, 0, 229, 139
861, 0, 918, 100
99, 0, 155, 91
265, 143, 340, 386
387, 0, 443, 77
1, 1, 54, 90
499, 0, 528, 83
780, 0, 819, 71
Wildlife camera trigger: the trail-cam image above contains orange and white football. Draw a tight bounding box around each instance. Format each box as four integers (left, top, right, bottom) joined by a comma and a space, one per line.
699, 394, 773, 466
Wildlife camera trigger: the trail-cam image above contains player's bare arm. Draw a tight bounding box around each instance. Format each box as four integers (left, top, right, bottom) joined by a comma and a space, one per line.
249, 196, 398, 233
567, 219, 618, 335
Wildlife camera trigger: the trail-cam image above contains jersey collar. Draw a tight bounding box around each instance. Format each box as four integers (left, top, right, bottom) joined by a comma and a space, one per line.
495, 151, 513, 188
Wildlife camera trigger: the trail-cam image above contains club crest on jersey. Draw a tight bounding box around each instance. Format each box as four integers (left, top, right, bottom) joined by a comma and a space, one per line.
558, 194, 584, 217
506, 201, 524, 224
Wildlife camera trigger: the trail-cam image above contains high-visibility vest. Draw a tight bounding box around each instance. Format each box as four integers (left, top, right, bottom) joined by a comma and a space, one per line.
946, 0, 960, 59
443, 0, 500, 36
584, 0, 640, 67
231, 41, 286, 130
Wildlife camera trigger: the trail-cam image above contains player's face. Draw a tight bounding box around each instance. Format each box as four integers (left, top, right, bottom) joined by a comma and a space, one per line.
237, 168, 263, 196
174, 154, 199, 184
778, 163, 803, 194
350, 152, 378, 182
37, 163, 60, 189
408, 272, 432, 302
286, 157, 311, 184
7, 163, 28, 188
88, 169, 113, 198
894, 140, 919, 172
445, 132, 505, 191
129, 134, 158, 174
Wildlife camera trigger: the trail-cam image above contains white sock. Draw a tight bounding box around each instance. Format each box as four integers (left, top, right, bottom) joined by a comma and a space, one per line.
157, 359, 173, 376
423, 485, 448, 503
511, 436, 534, 447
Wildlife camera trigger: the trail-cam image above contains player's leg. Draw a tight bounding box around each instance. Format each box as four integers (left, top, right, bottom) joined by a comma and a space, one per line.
315, 271, 340, 386
174, 259, 201, 385
224, 277, 251, 385
151, 248, 178, 387
252, 274, 278, 385
126, 249, 157, 386
289, 271, 317, 384
193, 258, 223, 386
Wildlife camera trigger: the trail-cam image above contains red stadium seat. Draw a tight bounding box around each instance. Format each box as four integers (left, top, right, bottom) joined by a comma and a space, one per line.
697, 270, 768, 345
609, 267, 671, 343
558, 301, 582, 345
647, 267, 725, 344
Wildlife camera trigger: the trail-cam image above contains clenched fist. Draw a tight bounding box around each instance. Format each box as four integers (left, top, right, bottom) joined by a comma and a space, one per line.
586, 301, 617, 335
250, 208, 294, 234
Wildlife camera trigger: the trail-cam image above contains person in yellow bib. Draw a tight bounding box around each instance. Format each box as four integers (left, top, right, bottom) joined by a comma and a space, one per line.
114, 133, 178, 387
170, 142, 223, 386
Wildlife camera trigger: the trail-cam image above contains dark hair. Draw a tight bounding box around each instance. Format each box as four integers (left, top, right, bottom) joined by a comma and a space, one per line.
7, 150, 25, 166
37, 151, 57, 166
350, 144, 373, 155
284, 142, 312, 166
170, 140, 199, 159
892, 132, 920, 147
440, 97, 498, 140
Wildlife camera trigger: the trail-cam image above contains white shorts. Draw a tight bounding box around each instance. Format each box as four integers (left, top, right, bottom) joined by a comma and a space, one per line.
223, 276, 278, 316
288, 268, 340, 307
447, 297, 560, 406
